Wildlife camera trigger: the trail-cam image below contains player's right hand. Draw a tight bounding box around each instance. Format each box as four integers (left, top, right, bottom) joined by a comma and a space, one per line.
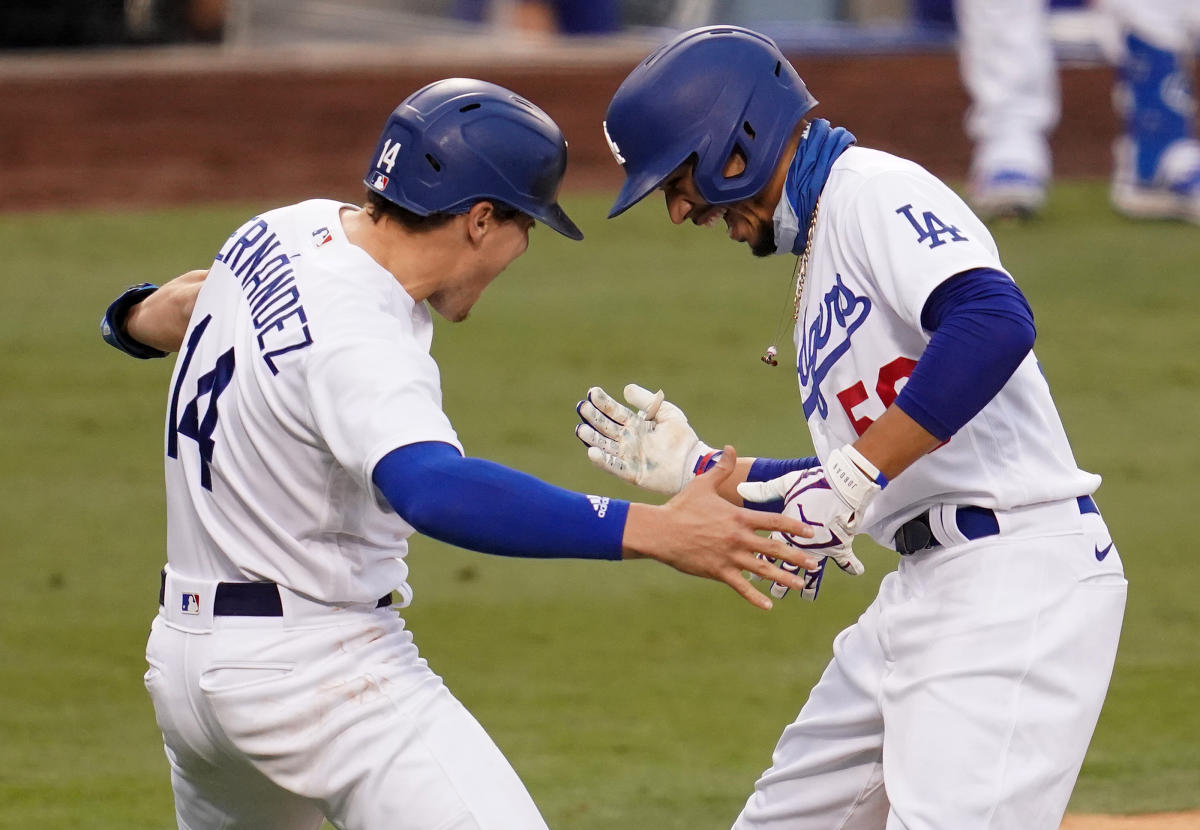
575, 383, 717, 495
622, 446, 820, 611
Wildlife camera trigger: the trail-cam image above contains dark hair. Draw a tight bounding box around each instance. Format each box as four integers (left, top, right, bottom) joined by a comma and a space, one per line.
364, 190, 525, 230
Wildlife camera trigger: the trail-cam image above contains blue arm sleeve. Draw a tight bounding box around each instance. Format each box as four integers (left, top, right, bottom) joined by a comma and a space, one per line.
894, 268, 1036, 441
747, 456, 820, 481
740, 455, 821, 513
372, 442, 628, 560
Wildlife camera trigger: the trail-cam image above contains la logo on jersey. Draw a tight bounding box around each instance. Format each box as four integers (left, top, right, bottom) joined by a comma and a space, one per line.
181, 593, 201, 615
895, 204, 967, 249
587, 495, 610, 517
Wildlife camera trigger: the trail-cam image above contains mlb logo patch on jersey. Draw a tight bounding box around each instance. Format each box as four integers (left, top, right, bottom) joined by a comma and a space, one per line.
370, 172, 390, 190
311, 226, 333, 248
181, 593, 201, 615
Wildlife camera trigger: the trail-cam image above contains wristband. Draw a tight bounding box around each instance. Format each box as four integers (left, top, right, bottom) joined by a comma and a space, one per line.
692, 448, 722, 476
825, 444, 885, 518
100, 283, 168, 359
842, 444, 888, 488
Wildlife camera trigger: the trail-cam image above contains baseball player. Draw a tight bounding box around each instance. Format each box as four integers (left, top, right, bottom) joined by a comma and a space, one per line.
101, 78, 820, 830
956, 0, 1200, 221
578, 27, 1127, 829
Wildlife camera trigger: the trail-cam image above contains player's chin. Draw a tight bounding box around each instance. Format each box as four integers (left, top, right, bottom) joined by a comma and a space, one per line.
428, 294, 473, 323
748, 227, 777, 258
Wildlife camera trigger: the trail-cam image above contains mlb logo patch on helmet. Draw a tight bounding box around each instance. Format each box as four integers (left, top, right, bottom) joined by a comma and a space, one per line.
370, 173, 390, 191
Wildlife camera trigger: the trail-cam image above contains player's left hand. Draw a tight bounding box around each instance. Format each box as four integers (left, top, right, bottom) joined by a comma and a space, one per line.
737, 446, 885, 599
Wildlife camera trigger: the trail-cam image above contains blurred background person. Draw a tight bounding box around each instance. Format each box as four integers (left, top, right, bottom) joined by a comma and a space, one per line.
943, 0, 1200, 222
0, 0, 224, 47
453, 0, 620, 36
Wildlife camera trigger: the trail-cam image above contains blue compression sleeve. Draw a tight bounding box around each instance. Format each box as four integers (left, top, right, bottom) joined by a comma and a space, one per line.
747, 456, 820, 482
741, 456, 821, 513
895, 268, 1036, 441
372, 442, 628, 560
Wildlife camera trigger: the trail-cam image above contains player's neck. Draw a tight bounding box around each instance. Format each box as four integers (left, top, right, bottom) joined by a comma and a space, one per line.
758, 120, 807, 214
341, 206, 464, 303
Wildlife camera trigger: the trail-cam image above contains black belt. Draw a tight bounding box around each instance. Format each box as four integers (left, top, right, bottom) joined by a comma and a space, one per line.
158, 570, 391, 616
894, 495, 1099, 556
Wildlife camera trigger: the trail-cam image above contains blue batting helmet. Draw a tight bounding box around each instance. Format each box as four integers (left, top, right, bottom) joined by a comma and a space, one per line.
365, 78, 583, 240
603, 26, 818, 218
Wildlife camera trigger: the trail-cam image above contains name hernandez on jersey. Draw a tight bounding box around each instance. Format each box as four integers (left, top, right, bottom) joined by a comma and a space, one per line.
212, 216, 314, 374
794, 148, 1099, 546
164, 199, 461, 605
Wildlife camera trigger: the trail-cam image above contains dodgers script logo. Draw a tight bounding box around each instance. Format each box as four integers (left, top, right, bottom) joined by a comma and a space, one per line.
797, 274, 872, 419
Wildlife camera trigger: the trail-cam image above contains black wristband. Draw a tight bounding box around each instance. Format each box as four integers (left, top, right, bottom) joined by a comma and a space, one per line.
100, 283, 168, 359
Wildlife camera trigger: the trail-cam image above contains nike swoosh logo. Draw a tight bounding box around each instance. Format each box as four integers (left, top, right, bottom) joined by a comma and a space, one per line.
1095, 543, 1113, 561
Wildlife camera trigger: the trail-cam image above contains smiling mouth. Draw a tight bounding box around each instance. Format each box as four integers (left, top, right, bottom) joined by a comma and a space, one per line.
692, 205, 729, 230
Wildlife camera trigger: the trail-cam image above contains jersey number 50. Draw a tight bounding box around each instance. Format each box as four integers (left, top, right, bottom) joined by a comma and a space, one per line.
835, 356, 917, 437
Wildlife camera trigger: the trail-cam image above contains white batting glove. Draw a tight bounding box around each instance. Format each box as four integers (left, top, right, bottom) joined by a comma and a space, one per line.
749, 555, 830, 602
737, 445, 886, 599
575, 384, 718, 495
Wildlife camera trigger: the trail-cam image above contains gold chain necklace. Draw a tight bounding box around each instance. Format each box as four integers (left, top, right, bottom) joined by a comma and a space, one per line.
791, 198, 822, 322
762, 199, 822, 367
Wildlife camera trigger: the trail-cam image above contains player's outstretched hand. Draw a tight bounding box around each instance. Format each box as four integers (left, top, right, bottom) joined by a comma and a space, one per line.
737, 446, 884, 599
576, 383, 718, 495
125, 269, 208, 353
622, 446, 820, 611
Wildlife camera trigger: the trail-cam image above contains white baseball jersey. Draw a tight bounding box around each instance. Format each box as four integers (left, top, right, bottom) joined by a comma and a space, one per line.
163, 198, 461, 606
794, 147, 1099, 544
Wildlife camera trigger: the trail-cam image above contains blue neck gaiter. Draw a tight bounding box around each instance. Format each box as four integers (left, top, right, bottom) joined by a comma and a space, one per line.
773, 119, 856, 255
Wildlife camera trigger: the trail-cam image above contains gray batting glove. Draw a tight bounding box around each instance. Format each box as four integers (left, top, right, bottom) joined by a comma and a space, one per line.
575, 384, 718, 495
738, 445, 884, 598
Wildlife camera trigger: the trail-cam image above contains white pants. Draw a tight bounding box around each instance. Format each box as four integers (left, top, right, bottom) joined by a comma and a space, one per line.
733, 498, 1127, 830
955, 0, 1060, 181
144, 580, 550, 830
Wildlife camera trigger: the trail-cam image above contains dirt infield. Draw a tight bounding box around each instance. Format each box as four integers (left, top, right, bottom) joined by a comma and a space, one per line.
1062, 812, 1200, 829
0, 46, 1140, 213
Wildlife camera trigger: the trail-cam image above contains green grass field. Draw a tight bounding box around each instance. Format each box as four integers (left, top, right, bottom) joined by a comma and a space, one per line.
1, 183, 1198, 828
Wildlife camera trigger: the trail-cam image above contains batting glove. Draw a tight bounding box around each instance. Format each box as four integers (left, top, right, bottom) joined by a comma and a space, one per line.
575, 384, 719, 495
737, 445, 886, 599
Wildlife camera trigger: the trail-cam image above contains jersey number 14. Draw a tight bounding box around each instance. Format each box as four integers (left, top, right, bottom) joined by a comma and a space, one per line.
167, 314, 236, 491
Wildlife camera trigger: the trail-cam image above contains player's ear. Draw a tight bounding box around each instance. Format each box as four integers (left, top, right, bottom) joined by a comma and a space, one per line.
722, 146, 747, 178
465, 201, 495, 244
